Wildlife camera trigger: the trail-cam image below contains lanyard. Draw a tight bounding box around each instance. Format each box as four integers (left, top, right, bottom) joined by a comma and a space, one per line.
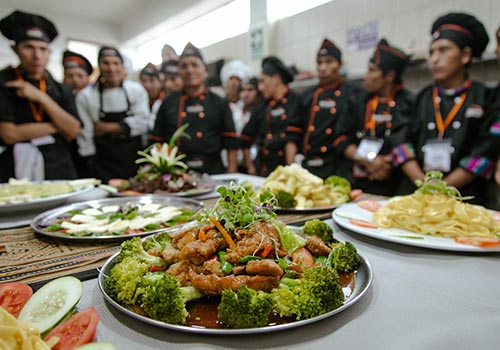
363, 85, 401, 137
14, 68, 46, 122
302, 78, 344, 154
432, 81, 471, 139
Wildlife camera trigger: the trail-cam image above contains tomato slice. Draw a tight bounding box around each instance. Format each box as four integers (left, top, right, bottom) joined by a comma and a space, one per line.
291, 247, 316, 272
492, 212, 500, 222
356, 200, 383, 212
108, 178, 128, 187
45, 307, 99, 350
454, 236, 500, 248
349, 218, 378, 229
350, 189, 363, 200
0, 282, 33, 317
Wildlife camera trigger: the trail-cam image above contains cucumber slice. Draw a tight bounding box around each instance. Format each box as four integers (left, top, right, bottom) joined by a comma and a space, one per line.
18, 276, 83, 334
73, 342, 116, 350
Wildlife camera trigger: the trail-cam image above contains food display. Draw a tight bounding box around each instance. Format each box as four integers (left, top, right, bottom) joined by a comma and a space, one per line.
0, 178, 98, 205
259, 164, 352, 209
99, 184, 371, 332
0, 277, 113, 350
107, 126, 214, 196
333, 171, 500, 251
32, 196, 202, 240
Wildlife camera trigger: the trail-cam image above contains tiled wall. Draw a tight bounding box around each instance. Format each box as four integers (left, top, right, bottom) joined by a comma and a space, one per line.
202, 0, 499, 93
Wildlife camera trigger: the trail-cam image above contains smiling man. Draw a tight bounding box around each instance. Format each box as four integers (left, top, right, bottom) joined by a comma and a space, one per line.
151, 43, 238, 174
76, 46, 149, 182
0, 10, 81, 182
392, 13, 496, 201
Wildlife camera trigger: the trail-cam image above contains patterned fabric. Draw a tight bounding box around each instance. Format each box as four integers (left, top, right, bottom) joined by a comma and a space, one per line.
459, 156, 494, 178
391, 143, 416, 166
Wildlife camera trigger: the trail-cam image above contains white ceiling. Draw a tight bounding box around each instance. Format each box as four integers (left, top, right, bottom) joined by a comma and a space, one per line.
0, 0, 231, 43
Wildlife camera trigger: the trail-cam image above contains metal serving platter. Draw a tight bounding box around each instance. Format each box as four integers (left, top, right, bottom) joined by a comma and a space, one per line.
31, 195, 203, 242
98, 233, 373, 334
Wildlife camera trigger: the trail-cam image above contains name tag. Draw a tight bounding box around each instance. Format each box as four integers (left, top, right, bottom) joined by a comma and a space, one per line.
186, 105, 204, 114
465, 105, 483, 118
187, 159, 204, 168
422, 138, 453, 172
373, 114, 392, 123
270, 107, 286, 117
306, 158, 324, 167
318, 100, 336, 109
355, 137, 384, 161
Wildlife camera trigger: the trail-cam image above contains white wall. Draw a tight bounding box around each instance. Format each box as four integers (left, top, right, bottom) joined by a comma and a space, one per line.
0, 5, 120, 80
201, 0, 500, 91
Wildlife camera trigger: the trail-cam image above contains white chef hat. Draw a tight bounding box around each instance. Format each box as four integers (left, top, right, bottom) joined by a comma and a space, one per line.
220, 59, 251, 86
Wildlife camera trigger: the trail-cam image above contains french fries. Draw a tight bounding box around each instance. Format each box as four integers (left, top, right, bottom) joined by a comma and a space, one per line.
260, 164, 349, 208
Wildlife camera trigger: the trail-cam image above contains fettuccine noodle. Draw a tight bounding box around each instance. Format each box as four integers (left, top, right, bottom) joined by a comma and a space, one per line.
0, 307, 51, 350
372, 193, 500, 238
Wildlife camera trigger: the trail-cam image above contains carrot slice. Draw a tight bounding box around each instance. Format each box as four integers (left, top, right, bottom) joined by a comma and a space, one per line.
258, 244, 272, 258
356, 200, 383, 212
209, 216, 237, 250
454, 236, 500, 248
350, 189, 363, 200
349, 218, 378, 228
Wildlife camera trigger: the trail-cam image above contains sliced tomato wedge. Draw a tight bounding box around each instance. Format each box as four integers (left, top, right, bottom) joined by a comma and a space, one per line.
356, 200, 383, 212
350, 189, 363, 200
121, 190, 142, 196
454, 236, 500, 248
108, 178, 128, 187
349, 218, 378, 229
44, 307, 99, 350
291, 247, 316, 272
0, 282, 33, 317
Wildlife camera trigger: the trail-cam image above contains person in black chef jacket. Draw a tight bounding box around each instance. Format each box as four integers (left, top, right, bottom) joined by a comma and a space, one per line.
392, 13, 495, 202
298, 38, 362, 179
333, 38, 414, 196
0, 10, 81, 182
240, 56, 302, 176
76, 46, 149, 182
151, 43, 239, 174
62, 50, 93, 95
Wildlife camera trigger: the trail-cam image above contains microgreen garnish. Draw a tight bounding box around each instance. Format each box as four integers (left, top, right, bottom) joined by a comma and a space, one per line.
196, 182, 277, 231
414, 171, 471, 200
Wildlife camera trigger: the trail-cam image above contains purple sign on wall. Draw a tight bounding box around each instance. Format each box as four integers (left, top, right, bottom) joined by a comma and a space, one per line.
346, 21, 379, 51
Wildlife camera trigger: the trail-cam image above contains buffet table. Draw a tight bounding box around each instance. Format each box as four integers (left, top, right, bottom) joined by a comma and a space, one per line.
1, 173, 500, 349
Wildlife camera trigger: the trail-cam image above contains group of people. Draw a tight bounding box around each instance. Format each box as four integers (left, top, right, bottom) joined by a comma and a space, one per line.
0, 10, 499, 209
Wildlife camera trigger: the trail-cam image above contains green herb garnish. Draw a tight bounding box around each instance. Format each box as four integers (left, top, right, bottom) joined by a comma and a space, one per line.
196, 183, 277, 231
414, 171, 470, 200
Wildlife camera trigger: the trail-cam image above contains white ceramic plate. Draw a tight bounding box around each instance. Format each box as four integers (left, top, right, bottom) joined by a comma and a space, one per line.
332, 200, 500, 252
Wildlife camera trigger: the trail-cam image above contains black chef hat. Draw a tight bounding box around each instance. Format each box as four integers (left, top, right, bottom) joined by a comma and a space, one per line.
140, 63, 160, 78
431, 12, 489, 58
243, 77, 259, 90
369, 38, 409, 78
180, 42, 204, 62
261, 56, 294, 84
63, 50, 93, 75
0, 10, 58, 44
317, 38, 342, 62
98, 46, 123, 63
161, 59, 179, 75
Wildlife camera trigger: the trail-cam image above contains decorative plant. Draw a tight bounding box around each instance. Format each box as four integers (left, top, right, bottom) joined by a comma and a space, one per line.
135, 124, 190, 174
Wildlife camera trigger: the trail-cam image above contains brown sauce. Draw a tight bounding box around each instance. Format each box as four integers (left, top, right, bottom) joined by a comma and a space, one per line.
184, 271, 355, 329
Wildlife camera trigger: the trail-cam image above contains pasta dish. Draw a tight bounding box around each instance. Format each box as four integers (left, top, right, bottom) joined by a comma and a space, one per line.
0, 307, 53, 350
372, 193, 500, 239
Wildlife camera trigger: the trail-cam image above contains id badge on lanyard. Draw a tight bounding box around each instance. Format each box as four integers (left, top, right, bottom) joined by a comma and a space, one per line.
355, 137, 384, 161
422, 138, 453, 172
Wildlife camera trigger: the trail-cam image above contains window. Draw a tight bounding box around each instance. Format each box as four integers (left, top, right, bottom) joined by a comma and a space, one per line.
267, 0, 333, 22
130, 0, 250, 70
67, 39, 100, 67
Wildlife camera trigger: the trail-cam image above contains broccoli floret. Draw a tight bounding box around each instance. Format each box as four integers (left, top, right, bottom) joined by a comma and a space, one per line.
324, 175, 351, 202
302, 219, 334, 244
106, 256, 150, 305
275, 190, 297, 208
328, 242, 361, 272
142, 232, 172, 253
135, 272, 204, 324
116, 237, 166, 267
272, 266, 344, 320
218, 285, 275, 328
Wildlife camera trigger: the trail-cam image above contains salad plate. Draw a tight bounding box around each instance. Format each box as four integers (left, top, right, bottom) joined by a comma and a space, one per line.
31, 195, 203, 241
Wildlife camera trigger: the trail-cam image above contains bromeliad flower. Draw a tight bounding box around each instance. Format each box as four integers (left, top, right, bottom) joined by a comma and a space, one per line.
135, 125, 190, 174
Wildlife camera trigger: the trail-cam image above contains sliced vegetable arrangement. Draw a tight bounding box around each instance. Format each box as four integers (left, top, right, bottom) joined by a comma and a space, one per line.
32, 197, 201, 239
102, 183, 365, 330
0, 277, 114, 350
